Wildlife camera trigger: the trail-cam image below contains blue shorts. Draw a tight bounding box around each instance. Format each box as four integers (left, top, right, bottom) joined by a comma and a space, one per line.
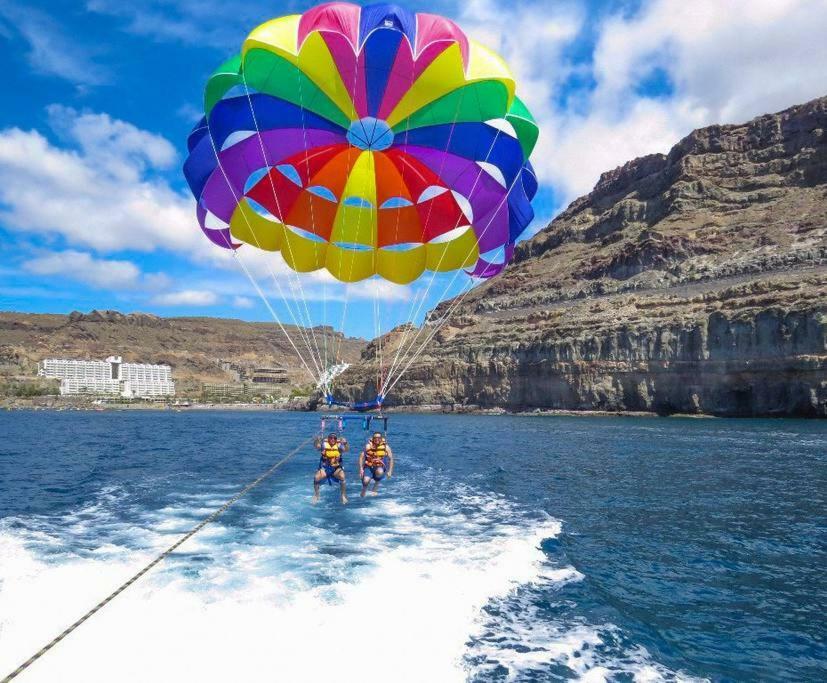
319, 460, 343, 485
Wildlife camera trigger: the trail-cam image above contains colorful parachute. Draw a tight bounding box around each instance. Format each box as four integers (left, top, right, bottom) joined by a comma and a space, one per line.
183, 1, 538, 284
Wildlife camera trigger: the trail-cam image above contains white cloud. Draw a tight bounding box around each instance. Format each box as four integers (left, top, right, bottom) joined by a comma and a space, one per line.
152, 289, 218, 306
22, 249, 172, 291
47, 105, 178, 181
86, 0, 271, 50
0, 1, 109, 86
233, 295, 254, 309
0, 107, 206, 256
23, 250, 140, 289
459, 0, 827, 206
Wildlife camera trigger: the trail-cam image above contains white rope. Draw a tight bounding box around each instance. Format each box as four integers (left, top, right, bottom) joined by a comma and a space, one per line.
383, 161, 526, 398
240, 70, 326, 377
382, 110, 507, 395
289, 54, 326, 372
234, 252, 317, 383
381, 88, 473, 388
327, 34, 371, 400
203, 113, 319, 383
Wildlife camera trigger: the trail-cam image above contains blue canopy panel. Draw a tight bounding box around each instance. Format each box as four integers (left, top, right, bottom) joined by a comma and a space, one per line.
325, 394, 385, 412
507, 166, 536, 243
363, 27, 404, 116
404, 123, 525, 187
206, 94, 346, 150
358, 3, 416, 49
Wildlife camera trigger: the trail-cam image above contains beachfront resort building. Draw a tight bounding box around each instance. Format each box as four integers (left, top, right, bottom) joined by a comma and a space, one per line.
38, 356, 175, 398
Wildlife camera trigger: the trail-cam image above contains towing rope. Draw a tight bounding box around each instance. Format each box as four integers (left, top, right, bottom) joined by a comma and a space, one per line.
2, 435, 313, 683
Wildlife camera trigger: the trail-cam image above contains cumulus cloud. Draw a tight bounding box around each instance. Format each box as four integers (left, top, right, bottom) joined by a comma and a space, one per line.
152, 289, 218, 306
0, 106, 206, 256
460, 0, 827, 205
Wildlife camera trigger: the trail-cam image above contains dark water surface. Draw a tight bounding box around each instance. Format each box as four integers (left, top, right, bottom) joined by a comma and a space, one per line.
0, 411, 825, 682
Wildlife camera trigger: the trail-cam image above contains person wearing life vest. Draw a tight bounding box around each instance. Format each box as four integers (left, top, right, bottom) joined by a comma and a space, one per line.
313, 432, 349, 505
358, 431, 394, 497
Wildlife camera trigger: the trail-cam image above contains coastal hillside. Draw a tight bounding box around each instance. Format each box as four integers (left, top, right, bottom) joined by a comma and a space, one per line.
343, 96, 827, 416
0, 310, 365, 396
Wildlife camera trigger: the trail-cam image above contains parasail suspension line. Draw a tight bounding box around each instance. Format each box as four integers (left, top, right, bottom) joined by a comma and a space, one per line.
382, 97, 508, 395
383, 160, 528, 398
240, 70, 326, 378
203, 118, 319, 384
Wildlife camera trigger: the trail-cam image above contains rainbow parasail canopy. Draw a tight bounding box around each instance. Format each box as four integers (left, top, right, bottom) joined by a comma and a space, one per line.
183, 2, 539, 284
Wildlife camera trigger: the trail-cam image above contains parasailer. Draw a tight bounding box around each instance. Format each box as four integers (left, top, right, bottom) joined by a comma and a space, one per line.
313, 432, 350, 504
182, 1, 538, 430
359, 431, 394, 497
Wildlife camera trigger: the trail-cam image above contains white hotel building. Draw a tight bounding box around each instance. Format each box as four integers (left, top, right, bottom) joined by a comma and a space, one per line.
39, 356, 175, 398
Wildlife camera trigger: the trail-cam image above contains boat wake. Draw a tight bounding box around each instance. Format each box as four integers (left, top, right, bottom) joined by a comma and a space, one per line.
0, 477, 697, 682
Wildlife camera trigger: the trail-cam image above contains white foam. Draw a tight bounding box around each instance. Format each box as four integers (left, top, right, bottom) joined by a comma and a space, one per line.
0, 486, 566, 682
0, 483, 698, 683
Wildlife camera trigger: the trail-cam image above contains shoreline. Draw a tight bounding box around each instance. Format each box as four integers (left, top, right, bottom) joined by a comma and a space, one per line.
0, 398, 800, 418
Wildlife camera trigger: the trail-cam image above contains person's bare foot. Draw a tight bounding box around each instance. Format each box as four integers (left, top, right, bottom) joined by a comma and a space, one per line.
360, 488, 366, 497
368, 490, 378, 496
341, 495, 349, 505
312, 493, 320, 505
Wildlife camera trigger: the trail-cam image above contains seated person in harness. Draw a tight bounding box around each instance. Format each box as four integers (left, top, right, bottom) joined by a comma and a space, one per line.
313, 432, 349, 505
359, 431, 394, 497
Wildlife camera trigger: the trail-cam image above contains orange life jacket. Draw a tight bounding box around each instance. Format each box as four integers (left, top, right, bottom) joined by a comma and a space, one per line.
365, 440, 387, 468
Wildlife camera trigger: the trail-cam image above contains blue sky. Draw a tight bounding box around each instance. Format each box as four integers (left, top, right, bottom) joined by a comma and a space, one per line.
0, 0, 825, 343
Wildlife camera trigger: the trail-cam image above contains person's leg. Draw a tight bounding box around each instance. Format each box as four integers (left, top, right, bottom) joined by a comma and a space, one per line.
371, 467, 385, 494
335, 469, 348, 504
361, 468, 372, 497
312, 469, 325, 504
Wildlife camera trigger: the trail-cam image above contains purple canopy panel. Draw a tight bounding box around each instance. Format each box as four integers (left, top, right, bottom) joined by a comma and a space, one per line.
472, 200, 510, 254
201, 170, 242, 223
467, 243, 514, 279
219, 128, 345, 188
398, 145, 507, 225
200, 129, 346, 221
197, 204, 236, 250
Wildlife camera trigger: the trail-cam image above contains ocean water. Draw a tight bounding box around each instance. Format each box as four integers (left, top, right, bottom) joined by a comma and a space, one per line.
0, 411, 824, 682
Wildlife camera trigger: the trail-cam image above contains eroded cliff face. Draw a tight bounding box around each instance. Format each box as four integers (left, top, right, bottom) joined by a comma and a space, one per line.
340, 97, 827, 416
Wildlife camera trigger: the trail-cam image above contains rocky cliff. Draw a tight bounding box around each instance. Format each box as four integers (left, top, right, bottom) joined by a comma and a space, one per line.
0, 310, 365, 396
341, 96, 827, 416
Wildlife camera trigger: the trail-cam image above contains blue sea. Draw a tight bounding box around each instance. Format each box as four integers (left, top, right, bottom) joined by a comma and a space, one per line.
0, 411, 824, 682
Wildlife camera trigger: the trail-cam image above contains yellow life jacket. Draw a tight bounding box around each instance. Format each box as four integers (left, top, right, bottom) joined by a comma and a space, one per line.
321, 443, 342, 466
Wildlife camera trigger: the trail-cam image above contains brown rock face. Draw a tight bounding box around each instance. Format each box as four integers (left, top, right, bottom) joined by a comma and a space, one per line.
340, 96, 827, 416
